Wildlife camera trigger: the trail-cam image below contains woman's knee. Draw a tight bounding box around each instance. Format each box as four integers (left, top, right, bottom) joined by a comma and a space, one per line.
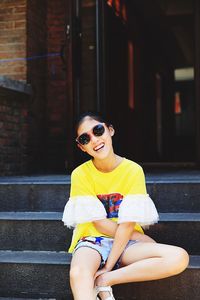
165, 246, 189, 275
173, 247, 189, 273
70, 264, 94, 283
70, 247, 101, 285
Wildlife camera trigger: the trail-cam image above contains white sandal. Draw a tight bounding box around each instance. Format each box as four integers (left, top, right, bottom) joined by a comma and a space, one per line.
95, 285, 115, 300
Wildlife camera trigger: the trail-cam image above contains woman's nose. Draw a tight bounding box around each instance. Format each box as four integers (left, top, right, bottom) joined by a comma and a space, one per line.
90, 134, 99, 143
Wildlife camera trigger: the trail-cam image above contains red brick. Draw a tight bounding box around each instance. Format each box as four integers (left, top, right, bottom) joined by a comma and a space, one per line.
0, 21, 14, 29
0, 42, 26, 51
0, 12, 25, 22
0, 28, 26, 37
0, 7, 13, 14
0, 0, 25, 7
0, 35, 25, 44
13, 6, 26, 14
14, 20, 26, 29
0, 0, 27, 80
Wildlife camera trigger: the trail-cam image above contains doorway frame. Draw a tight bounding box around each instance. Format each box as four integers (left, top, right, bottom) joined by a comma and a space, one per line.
95, 0, 200, 168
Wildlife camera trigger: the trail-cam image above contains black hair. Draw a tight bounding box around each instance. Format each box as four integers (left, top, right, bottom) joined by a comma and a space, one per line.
75, 111, 112, 135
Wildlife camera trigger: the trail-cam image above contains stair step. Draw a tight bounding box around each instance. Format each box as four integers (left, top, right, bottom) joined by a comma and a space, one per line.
0, 250, 70, 265
147, 179, 200, 212
0, 251, 199, 299
0, 175, 70, 184
0, 176, 70, 212
0, 211, 199, 221
0, 250, 198, 267
146, 170, 200, 213
146, 213, 200, 254
1, 172, 199, 299
0, 212, 71, 252
1, 173, 200, 212
159, 212, 200, 221
0, 212, 199, 254
0, 251, 71, 299
145, 170, 200, 182
0, 212, 62, 221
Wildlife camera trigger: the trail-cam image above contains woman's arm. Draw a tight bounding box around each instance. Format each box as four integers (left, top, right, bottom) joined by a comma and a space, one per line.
104, 222, 135, 270
93, 219, 118, 237
94, 222, 135, 279
93, 219, 138, 240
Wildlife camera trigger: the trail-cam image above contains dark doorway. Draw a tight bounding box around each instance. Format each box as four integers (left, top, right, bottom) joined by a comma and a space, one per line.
99, 0, 195, 165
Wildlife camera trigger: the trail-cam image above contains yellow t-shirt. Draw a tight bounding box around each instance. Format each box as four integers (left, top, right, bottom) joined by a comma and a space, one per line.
62, 158, 159, 253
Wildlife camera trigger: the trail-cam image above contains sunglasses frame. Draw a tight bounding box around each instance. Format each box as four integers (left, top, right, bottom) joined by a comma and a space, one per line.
76, 123, 106, 145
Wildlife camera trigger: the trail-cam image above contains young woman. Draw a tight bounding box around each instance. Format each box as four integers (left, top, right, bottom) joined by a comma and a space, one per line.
62, 112, 189, 300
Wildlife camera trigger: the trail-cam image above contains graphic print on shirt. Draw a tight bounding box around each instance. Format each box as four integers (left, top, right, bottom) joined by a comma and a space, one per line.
97, 193, 123, 218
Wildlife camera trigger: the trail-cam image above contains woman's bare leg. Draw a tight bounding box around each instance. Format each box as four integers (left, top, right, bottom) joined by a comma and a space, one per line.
96, 238, 189, 287
70, 247, 101, 300
131, 231, 156, 243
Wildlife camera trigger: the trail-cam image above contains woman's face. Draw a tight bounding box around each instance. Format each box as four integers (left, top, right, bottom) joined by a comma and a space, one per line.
76, 117, 114, 160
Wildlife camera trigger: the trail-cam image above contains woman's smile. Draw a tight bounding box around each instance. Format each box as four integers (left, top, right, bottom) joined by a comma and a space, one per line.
93, 142, 105, 152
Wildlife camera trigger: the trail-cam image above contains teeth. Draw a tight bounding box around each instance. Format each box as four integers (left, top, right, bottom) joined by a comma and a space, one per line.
94, 143, 104, 151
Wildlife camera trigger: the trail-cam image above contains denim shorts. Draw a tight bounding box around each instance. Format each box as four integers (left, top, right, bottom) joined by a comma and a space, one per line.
73, 236, 138, 269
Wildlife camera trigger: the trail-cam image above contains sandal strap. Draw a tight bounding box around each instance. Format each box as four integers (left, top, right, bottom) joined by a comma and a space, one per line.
96, 286, 112, 293
95, 286, 115, 300
97, 296, 113, 300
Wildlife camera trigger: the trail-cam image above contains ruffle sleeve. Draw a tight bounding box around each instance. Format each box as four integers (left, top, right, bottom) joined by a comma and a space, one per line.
118, 194, 159, 227
62, 196, 107, 228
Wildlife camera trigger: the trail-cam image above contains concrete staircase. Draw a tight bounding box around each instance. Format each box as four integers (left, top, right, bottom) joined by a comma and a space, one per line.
0, 171, 199, 299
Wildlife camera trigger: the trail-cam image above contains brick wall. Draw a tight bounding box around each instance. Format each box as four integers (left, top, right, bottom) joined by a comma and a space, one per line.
80, 0, 97, 112
0, 0, 98, 173
0, 0, 30, 175
0, 0, 27, 81
45, 0, 68, 172
26, 0, 48, 172
0, 0, 69, 173
0, 83, 31, 175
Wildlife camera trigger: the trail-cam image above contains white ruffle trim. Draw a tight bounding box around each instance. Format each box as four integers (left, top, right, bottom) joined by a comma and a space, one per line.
118, 194, 159, 227
62, 196, 107, 228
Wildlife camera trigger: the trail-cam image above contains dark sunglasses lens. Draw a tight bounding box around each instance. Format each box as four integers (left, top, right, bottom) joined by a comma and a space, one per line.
93, 124, 105, 136
78, 133, 90, 145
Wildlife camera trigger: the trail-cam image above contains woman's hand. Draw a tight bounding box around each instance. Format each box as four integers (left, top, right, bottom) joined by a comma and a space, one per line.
94, 265, 110, 280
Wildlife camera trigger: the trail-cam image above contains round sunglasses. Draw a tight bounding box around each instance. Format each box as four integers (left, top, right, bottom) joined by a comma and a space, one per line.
76, 123, 105, 145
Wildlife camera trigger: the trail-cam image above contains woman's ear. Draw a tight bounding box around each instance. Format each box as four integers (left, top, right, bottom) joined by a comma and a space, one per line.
109, 124, 115, 137
77, 143, 87, 152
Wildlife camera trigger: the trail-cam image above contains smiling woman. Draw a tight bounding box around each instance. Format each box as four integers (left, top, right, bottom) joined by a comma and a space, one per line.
74, 113, 117, 172
62, 111, 189, 300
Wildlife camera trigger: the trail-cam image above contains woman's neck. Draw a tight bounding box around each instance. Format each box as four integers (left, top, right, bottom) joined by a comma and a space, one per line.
92, 154, 123, 173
